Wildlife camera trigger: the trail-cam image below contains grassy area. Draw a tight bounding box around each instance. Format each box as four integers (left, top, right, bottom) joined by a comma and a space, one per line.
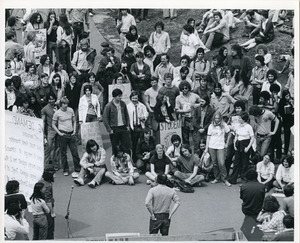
94, 9, 293, 85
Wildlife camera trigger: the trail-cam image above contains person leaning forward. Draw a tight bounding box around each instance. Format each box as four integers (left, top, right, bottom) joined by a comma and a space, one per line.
145, 174, 180, 236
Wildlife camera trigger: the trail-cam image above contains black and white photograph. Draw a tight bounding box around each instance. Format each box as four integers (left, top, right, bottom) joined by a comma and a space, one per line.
2, 1, 299, 242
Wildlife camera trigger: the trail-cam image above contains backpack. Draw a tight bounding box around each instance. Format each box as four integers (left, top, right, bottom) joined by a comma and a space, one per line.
173, 178, 194, 193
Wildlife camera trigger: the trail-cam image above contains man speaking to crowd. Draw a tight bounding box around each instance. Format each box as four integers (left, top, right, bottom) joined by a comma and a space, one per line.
145, 174, 180, 236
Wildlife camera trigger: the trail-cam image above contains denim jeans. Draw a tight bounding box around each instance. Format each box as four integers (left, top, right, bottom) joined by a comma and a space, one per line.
78, 166, 107, 185
44, 129, 60, 170
149, 213, 170, 236
33, 215, 48, 240
174, 171, 204, 185
59, 134, 81, 173
202, 32, 227, 49
209, 148, 227, 181
256, 135, 272, 159
46, 212, 55, 239
105, 171, 139, 185
47, 41, 58, 64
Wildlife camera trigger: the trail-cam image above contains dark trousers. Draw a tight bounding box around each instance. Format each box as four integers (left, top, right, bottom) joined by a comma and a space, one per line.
261, 177, 275, 192
229, 139, 250, 184
225, 134, 235, 174
110, 126, 132, 155
59, 134, 81, 173
149, 213, 170, 236
46, 213, 55, 239
252, 86, 261, 105
270, 120, 282, 161
283, 123, 292, 154
33, 215, 48, 240
131, 126, 143, 164
47, 41, 58, 64
72, 22, 84, 55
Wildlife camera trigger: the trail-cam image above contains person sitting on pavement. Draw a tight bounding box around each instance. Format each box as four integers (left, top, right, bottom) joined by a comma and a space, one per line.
74, 139, 107, 188
135, 129, 157, 174
273, 215, 294, 241
256, 154, 275, 192
146, 144, 172, 185
105, 146, 139, 185
5, 180, 27, 213
273, 155, 294, 193
174, 144, 204, 187
165, 134, 182, 175
281, 184, 294, 217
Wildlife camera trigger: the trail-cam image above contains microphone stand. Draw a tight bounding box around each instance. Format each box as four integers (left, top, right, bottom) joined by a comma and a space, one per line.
65, 186, 74, 238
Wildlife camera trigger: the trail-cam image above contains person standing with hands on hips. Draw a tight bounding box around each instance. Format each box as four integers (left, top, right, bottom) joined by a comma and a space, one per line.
145, 174, 180, 236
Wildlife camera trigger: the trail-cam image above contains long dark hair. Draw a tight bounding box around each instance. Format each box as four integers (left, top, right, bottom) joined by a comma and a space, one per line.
86, 139, 99, 154
58, 14, 72, 36
29, 182, 45, 203
52, 73, 62, 89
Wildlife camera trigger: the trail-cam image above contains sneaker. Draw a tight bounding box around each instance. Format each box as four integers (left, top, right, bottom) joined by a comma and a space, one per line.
194, 182, 202, 187
128, 177, 134, 185
72, 172, 79, 178
223, 180, 232, 187
74, 178, 84, 186
211, 179, 219, 184
63, 172, 69, 176
146, 180, 152, 185
88, 181, 96, 188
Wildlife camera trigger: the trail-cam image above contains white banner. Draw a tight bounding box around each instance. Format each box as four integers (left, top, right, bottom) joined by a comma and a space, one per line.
108, 83, 131, 104
5, 111, 44, 201
81, 121, 103, 148
159, 120, 182, 149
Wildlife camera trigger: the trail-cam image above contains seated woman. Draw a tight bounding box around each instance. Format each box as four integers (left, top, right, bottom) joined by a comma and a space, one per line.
273, 155, 294, 192
240, 11, 274, 50
256, 154, 275, 192
136, 129, 157, 173
255, 44, 274, 69
74, 139, 107, 188
145, 144, 171, 184
257, 195, 286, 233
105, 146, 139, 185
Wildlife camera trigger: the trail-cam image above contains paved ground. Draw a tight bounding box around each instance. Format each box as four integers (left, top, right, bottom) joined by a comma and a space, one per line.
23, 11, 285, 241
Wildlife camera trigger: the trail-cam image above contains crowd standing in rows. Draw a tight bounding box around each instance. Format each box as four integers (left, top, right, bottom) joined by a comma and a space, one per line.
4, 8, 294, 240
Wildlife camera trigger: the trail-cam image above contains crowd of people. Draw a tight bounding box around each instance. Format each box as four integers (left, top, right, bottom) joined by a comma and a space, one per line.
4, 8, 295, 240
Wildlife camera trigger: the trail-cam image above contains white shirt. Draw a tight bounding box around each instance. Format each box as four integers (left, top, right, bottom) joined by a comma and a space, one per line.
180, 33, 200, 59
120, 14, 136, 33
256, 161, 275, 180
235, 123, 254, 141
207, 123, 230, 149
4, 214, 30, 240
144, 86, 161, 108
126, 102, 149, 130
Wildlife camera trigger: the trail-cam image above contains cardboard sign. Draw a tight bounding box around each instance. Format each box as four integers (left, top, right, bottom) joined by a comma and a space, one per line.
5, 111, 44, 201
108, 83, 131, 104
81, 121, 103, 148
159, 120, 182, 149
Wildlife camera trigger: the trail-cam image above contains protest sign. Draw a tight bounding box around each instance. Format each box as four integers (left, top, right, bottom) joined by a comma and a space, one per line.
33, 28, 47, 64
5, 111, 44, 201
108, 83, 131, 104
81, 121, 103, 148
159, 120, 182, 149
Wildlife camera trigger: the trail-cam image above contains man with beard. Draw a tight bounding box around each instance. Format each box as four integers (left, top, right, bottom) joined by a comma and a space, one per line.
153, 53, 174, 87
35, 73, 56, 108
143, 45, 161, 77
96, 47, 121, 108
42, 92, 60, 171
175, 81, 201, 145
127, 91, 149, 164
210, 82, 235, 122
71, 39, 95, 84
193, 94, 215, 154
172, 66, 193, 88
261, 69, 282, 98
174, 144, 204, 186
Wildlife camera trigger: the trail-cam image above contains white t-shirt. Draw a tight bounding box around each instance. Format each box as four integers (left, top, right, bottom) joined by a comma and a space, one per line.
144, 86, 160, 108
207, 123, 230, 149
181, 33, 200, 59
256, 161, 275, 180
235, 123, 254, 141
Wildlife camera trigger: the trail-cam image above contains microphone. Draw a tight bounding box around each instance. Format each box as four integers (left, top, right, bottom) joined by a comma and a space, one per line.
65, 186, 74, 219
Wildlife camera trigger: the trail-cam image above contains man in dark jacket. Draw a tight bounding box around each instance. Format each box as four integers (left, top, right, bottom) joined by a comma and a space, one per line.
103, 88, 132, 155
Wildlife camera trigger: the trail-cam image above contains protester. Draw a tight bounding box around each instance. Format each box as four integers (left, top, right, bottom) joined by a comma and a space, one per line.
52, 96, 81, 177
205, 111, 231, 186
273, 155, 294, 192
105, 146, 139, 185
74, 139, 107, 188
30, 182, 50, 240
281, 185, 294, 217
149, 21, 171, 55
145, 174, 180, 236
273, 215, 294, 241
5, 180, 27, 212
256, 154, 275, 192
